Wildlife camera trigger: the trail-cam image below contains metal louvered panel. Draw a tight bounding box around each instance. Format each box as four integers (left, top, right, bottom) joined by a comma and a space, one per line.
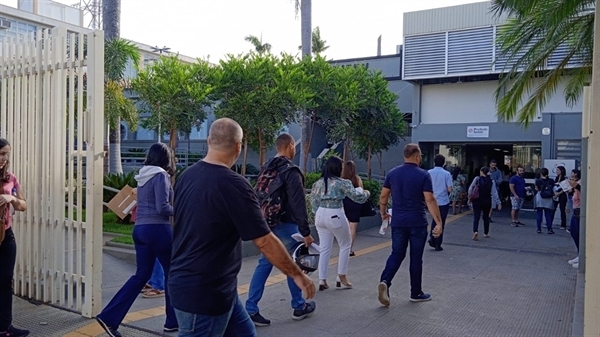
548, 44, 586, 69
556, 139, 581, 162
447, 27, 494, 74
404, 33, 446, 79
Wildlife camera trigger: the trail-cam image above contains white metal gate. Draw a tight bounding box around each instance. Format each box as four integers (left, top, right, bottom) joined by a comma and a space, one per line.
0, 26, 104, 317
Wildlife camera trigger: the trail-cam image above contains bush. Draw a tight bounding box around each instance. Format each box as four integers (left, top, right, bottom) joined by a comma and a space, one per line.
363, 179, 382, 208
304, 172, 321, 189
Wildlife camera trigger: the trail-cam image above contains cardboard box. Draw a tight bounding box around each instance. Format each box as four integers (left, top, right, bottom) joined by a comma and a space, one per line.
107, 185, 137, 219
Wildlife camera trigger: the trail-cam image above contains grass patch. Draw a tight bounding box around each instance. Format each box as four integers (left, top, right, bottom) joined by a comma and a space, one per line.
111, 235, 134, 245
102, 212, 134, 235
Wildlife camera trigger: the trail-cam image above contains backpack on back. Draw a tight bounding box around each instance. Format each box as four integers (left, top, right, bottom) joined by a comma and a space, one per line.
539, 179, 554, 199
255, 159, 298, 227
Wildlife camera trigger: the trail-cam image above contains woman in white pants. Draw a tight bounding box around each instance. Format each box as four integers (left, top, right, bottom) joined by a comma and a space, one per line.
310, 156, 370, 291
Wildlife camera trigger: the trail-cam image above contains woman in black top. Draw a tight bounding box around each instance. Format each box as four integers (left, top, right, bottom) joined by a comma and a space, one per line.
553, 166, 568, 230
468, 167, 502, 241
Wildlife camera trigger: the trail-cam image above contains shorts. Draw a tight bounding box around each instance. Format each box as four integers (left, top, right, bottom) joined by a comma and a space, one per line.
510, 197, 524, 210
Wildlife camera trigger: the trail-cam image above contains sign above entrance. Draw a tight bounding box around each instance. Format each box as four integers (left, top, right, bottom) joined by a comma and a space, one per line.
467, 126, 490, 138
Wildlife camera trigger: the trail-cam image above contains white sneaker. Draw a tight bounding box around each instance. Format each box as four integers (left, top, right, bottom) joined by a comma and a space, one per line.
573, 263, 579, 268
568, 256, 579, 265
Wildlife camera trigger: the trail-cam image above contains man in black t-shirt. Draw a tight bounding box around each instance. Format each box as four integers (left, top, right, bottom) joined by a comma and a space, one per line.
169, 118, 315, 337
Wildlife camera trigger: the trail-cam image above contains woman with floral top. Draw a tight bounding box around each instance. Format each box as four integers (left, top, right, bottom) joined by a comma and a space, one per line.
310, 156, 370, 291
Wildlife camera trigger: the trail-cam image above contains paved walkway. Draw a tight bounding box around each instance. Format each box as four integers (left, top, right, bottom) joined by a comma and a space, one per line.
12, 208, 578, 336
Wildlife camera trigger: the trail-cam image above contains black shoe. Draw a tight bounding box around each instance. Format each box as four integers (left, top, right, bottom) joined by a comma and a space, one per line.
427, 239, 435, 248
292, 301, 316, 320
548, 229, 555, 234
163, 326, 178, 332
489, 218, 494, 223
434, 246, 444, 251
0, 326, 29, 337
349, 251, 355, 257
537, 229, 542, 234
250, 312, 271, 327
410, 292, 432, 302
96, 317, 122, 337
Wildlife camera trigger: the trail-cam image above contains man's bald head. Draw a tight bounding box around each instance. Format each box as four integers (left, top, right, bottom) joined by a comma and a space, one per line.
208, 118, 243, 152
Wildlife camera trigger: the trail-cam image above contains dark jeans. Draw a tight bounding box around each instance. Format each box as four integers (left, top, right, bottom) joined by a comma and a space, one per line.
175, 296, 255, 337
429, 204, 450, 248
571, 209, 580, 252
97, 224, 177, 330
0, 228, 16, 332
554, 196, 567, 228
536, 208, 553, 231
380, 226, 427, 297
472, 203, 491, 234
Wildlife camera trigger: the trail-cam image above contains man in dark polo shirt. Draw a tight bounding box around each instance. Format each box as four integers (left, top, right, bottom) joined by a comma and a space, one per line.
169, 118, 315, 337
377, 144, 443, 307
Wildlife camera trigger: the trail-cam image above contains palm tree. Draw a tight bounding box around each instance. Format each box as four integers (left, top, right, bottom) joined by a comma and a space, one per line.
293, 0, 312, 172
491, 0, 594, 126
103, 0, 141, 173
298, 26, 330, 55
244, 34, 272, 54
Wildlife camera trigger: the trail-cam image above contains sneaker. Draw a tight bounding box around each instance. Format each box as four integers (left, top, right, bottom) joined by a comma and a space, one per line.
0, 326, 30, 337
250, 312, 271, 327
568, 256, 579, 265
516, 221, 525, 226
560, 226, 567, 230
292, 301, 316, 320
96, 317, 122, 337
163, 326, 178, 333
378, 281, 390, 307
410, 292, 432, 302
142, 289, 165, 298
434, 246, 444, 251
573, 263, 579, 268
427, 239, 435, 248
511, 222, 519, 227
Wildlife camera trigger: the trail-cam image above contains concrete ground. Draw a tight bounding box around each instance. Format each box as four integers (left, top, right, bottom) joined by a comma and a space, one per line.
12, 208, 579, 336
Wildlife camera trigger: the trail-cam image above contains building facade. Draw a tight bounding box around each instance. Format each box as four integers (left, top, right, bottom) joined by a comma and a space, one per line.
402, 1, 583, 182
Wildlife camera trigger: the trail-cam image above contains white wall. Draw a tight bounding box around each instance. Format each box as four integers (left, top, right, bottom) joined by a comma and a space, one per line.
421, 78, 583, 125
421, 81, 498, 124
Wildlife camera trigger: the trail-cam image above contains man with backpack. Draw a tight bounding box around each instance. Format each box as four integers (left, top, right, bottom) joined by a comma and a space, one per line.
534, 168, 555, 234
245, 133, 316, 326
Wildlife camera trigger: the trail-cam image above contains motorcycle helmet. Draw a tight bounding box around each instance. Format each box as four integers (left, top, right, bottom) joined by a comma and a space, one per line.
292, 243, 320, 274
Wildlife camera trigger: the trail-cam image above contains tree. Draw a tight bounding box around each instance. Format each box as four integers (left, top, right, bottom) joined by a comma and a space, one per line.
292, 0, 313, 172
132, 56, 217, 149
215, 53, 309, 172
298, 26, 330, 55
491, 0, 593, 125
244, 34, 272, 54
103, 38, 140, 174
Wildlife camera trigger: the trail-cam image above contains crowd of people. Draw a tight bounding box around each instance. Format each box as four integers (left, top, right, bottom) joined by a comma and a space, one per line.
0, 117, 584, 337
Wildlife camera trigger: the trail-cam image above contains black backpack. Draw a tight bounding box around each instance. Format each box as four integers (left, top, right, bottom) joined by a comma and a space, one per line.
255, 159, 298, 227
539, 179, 554, 199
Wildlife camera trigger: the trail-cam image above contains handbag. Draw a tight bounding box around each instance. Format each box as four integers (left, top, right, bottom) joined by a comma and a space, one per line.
359, 200, 376, 217
468, 177, 480, 203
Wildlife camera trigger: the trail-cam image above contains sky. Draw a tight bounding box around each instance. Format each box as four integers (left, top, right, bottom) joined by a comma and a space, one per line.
2, 0, 485, 61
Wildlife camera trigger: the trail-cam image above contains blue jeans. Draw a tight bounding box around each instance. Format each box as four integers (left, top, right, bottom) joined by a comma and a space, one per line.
380, 226, 427, 297
97, 224, 177, 329
175, 295, 256, 337
245, 223, 305, 314
571, 209, 580, 252
429, 204, 449, 247
536, 208, 554, 231
148, 259, 164, 291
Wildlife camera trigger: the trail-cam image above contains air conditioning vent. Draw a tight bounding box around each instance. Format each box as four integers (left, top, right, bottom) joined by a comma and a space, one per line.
0, 20, 11, 29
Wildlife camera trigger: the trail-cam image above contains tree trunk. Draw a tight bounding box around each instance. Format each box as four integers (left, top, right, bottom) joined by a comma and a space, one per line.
108, 125, 123, 173
299, 0, 312, 173
378, 152, 383, 177
169, 124, 177, 149
104, 0, 121, 173
367, 143, 372, 180
241, 137, 248, 176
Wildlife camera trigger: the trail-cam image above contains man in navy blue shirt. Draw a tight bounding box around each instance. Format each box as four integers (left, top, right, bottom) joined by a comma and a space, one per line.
509, 165, 527, 227
377, 144, 443, 307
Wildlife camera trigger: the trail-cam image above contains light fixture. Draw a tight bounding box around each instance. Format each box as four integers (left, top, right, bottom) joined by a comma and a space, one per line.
494, 148, 501, 151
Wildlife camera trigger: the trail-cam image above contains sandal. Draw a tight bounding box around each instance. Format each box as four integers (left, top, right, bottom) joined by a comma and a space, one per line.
319, 280, 329, 291
141, 284, 152, 293
349, 251, 356, 257
142, 289, 165, 298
